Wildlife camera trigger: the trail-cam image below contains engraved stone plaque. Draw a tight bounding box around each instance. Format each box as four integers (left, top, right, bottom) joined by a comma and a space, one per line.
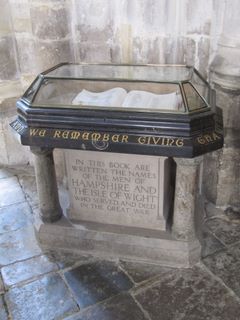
65, 151, 171, 231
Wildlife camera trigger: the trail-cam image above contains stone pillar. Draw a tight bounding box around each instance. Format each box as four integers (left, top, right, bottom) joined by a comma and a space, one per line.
31, 147, 62, 223
205, 0, 240, 209
172, 157, 203, 241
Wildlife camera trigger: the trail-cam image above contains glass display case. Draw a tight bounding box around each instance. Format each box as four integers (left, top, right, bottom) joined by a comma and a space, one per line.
11, 63, 223, 157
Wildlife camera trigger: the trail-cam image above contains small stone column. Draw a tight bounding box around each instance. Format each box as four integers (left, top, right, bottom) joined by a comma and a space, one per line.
31, 147, 62, 223
172, 157, 203, 241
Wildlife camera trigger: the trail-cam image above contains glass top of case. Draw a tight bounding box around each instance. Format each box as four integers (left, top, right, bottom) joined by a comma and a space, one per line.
22, 63, 212, 113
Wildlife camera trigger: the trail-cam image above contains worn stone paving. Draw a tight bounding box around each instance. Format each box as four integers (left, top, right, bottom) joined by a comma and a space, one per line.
0, 166, 240, 320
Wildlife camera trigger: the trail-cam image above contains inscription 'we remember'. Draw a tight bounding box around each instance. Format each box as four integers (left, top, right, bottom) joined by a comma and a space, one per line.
66, 151, 167, 231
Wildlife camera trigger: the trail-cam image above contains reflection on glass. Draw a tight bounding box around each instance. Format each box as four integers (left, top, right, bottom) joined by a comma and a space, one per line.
46, 64, 193, 82
183, 83, 206, 111
23, 76, 42, 102
33, 80, 185, 112
191, 72, 209, 103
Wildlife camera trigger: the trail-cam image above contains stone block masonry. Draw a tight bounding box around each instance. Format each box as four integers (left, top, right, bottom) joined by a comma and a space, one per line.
66, 151, 170, 231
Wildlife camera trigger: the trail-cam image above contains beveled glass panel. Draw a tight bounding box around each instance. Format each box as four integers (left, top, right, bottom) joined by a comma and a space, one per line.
23, 76, 42, 103
183, 83, 207, 111
32, 79, 185, 112
45, 64, 193, 82
191, 70, 209, 103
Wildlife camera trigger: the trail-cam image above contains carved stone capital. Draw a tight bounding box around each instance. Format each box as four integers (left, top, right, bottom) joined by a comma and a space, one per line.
30, 146, 53, 156
173, 156, 203, 167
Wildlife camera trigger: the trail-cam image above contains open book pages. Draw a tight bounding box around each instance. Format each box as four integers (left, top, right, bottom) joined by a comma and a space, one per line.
122, 90, 181, 110
72, 88, 182, 111
72, 87, 127, 107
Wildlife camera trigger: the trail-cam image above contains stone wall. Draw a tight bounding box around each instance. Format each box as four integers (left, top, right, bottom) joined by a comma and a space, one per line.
0, 0, 224, 97
0, 0, 239, 209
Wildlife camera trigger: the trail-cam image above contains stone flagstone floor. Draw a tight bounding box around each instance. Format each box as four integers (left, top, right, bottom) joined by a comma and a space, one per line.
0, 165, 240, 320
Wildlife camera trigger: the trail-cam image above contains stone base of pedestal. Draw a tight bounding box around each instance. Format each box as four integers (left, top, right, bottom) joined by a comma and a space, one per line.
34, 216, 201, 268
33, 153, 203, 268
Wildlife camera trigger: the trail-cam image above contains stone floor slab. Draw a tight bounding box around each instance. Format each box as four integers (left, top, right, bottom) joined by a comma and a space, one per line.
0, 226, 42, 266
1, 254, 58, 287
0, 295, 8, 320
0, 202, 31, 234
64, 293, 147, 320
64, 261, 133, 309
17, 173, 39, 209
205, 217, 240, 245
204, 202, 225, 218
224, 207, 240, 222
5, 273, 79, 320
134, 266, 240, 320
203, 243, 240, 297
0, 176, 25, 207
0, 168, 14, 179
201, 227, 225, 258
120, 260, 173, 284
46, 249, 94, 270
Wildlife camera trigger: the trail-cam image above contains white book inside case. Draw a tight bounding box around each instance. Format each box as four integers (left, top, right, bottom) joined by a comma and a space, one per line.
72, 87, 182, 111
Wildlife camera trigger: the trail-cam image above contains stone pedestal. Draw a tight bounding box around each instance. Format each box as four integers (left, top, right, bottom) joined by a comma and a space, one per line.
34, 151, 202, 268
31, 147, 62, 222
